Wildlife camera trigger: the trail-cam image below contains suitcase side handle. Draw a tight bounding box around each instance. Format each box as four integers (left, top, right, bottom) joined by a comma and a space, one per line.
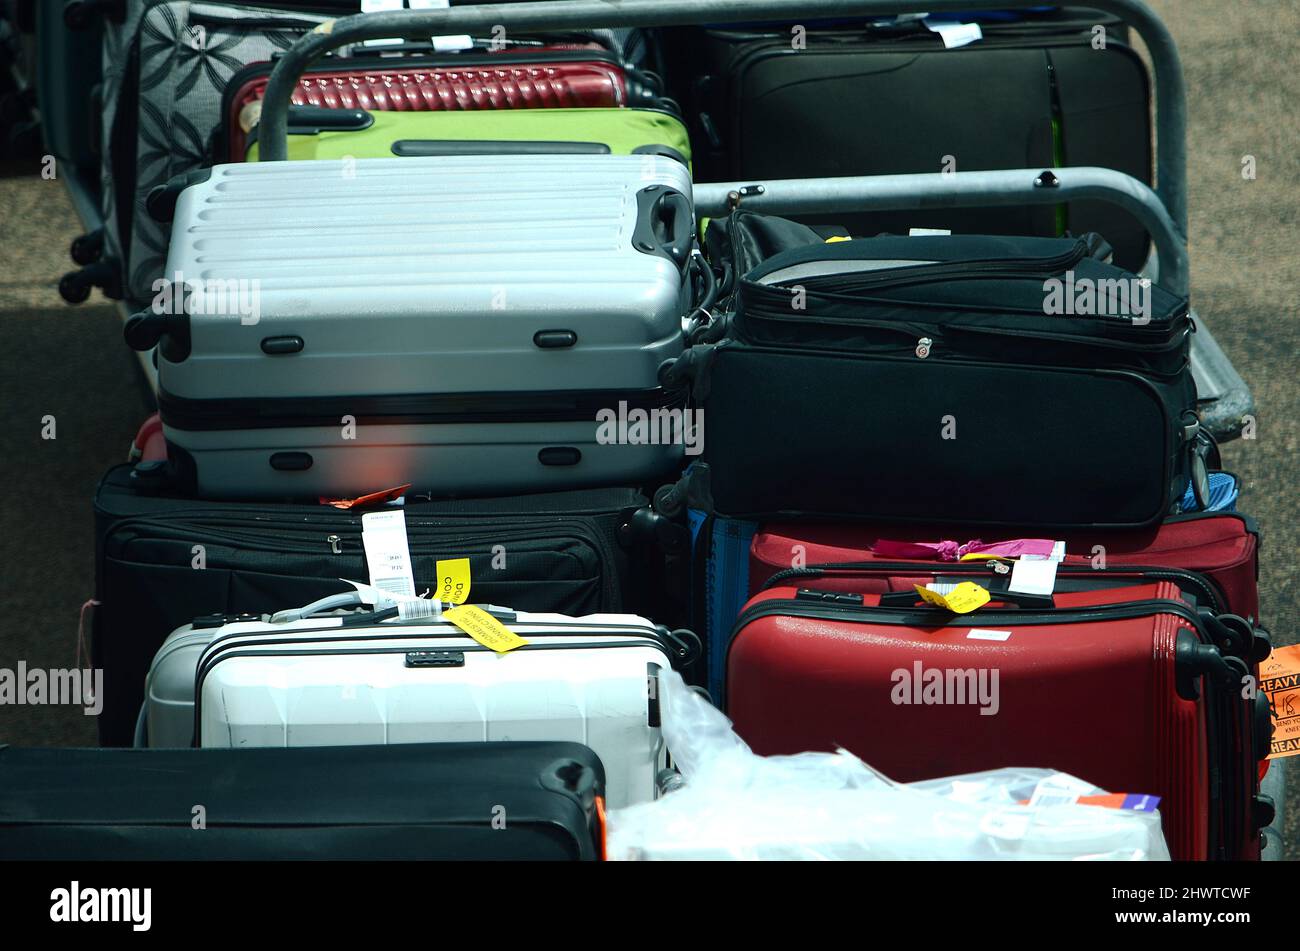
633, 185, 693, 273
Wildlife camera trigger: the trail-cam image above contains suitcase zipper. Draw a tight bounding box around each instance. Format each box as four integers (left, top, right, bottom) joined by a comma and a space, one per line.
763, 561, 1228, 614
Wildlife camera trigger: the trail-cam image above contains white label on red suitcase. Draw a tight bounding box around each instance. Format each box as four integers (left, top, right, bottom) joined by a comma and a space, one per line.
966, 629, 1012, 642
1009, 559, 1058, 596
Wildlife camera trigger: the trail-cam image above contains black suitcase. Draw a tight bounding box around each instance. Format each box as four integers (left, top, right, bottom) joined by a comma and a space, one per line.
665, 212, 1206, 530
0, 742, 605, 860
684, 11, 1151, 270
92, 465, 685, 746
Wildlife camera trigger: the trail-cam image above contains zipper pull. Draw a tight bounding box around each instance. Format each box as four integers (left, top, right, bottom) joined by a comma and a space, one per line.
326, 534, 342, 555
915, 337, 933, 359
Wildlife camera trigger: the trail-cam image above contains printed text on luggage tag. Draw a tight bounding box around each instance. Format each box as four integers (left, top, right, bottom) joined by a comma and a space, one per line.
444, 606, 528, 653
914, 582, 990, 614
436, 558, 471, 605
361, 511, 417, 599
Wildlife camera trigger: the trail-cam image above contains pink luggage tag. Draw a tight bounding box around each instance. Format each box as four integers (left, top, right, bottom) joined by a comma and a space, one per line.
872, 538, 1059, 562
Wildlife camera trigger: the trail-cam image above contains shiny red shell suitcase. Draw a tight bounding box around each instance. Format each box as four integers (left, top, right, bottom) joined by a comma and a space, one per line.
221, 49, 655, 161
725, 581, 1272, 861
748, 513, 1262, 623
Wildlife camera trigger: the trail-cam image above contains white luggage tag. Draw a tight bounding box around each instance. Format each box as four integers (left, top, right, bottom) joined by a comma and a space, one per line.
407, 0, 475, 52
360, 510, 418, 599
923, 18, 984, 49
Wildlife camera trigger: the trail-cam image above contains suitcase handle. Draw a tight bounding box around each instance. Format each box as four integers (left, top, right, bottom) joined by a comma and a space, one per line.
876, 589, 1055, 610
633, 186, 693, 273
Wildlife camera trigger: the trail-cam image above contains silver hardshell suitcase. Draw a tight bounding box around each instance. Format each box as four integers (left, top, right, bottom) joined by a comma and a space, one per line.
125, 153, 697, 499
143, 602, 699, 809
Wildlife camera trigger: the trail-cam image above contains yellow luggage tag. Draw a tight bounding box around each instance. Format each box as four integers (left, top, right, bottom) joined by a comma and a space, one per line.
913, 581, 991, 614
436, 558, 471, 605
444, 605, 528, 654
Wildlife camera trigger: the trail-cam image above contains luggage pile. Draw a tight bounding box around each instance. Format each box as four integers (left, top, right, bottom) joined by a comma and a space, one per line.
27, 1, 1277, 861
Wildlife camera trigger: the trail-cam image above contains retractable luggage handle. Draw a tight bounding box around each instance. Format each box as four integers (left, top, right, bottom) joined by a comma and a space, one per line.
254, 1, 1188, 234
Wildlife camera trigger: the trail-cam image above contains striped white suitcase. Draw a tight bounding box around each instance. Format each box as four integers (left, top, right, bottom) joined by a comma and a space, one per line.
144, 603, 698, 809
124, 153, 698, 500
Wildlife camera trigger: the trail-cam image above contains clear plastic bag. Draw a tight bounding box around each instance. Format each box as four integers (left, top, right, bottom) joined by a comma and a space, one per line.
608, 670, 1170, 861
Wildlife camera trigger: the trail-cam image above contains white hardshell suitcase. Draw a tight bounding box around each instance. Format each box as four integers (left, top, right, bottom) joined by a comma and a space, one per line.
145, 605, 698, 808
125, 153, 697, 499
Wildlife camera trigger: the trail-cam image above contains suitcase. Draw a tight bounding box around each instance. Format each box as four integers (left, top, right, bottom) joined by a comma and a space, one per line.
748, 510, 1263, 623
93, 463, 684, 746
76, 1, 335, 305
684, 10, 1151, 269
219, 49, 667, 162
124, 153, 697, 500
0, 742, 605, 860
666, 212, 1201, 530
241, 105, 692, 164
144, 602, 698, 809
68, 0, 656, 305
725, 581, 1274, 860
685, 507, 755, 700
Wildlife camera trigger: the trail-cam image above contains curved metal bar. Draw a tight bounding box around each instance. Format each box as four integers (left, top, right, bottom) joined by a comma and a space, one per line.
696, 167, 1188, 296
255, 0, 1186, 238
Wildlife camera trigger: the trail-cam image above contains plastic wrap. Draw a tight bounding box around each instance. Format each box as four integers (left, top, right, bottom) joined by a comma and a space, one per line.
608, 670, 1170, 861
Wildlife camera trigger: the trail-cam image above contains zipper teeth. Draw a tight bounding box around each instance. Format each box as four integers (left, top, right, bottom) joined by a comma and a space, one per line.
732, 595, 1208, 641
764, 562, 1224, 613
742, 301, 1186, 351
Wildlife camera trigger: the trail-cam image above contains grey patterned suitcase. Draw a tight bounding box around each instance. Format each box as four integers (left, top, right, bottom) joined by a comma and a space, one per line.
70, 0, 655, 306
124, 152, 697, 499
88, 2, 337, 306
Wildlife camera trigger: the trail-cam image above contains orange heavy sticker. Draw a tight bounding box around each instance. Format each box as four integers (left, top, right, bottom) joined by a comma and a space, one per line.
1261, 644, 1300, 760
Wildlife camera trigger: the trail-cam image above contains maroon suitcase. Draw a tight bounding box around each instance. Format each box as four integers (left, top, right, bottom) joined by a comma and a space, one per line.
220, 48, 661, 161
749, 512, 1262, 623
726, 580, 1273, 861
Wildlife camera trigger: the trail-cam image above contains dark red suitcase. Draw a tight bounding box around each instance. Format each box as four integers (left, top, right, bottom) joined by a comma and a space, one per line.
220, 49, 660, 161
749, 512, 1262, 623
726, 580, 1272, 861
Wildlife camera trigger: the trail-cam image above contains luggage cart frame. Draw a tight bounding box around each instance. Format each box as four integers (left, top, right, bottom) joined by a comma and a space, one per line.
247, 0, 1254, 440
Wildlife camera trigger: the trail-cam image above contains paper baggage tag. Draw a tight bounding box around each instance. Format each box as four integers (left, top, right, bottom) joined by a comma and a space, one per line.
923, 19, 984, 49
1261, 644, 1300, 759
915, 581, 990, 614
407, 0, 475, 51
1026, 774, 1095, 808
1009, 559, 1058, 596
444, 605, 528, 653
321, 483, 411, 510
360, 0, 404, 46
361, 510, 417, 599
1021, 541, 1066, 563
436, 558, 471, 605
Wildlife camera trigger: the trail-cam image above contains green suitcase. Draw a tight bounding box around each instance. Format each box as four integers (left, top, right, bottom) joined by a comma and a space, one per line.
245, 106, 692, 166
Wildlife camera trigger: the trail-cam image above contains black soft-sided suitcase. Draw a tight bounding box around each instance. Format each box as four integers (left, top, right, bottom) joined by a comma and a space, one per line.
667, 212, 1203, 529
92, 465, 684, 746
686, 12, 1151, 269
0, 743, 605, 860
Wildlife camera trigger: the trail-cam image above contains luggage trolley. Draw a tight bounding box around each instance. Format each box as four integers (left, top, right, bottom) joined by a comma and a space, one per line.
241, 0, 1273, 852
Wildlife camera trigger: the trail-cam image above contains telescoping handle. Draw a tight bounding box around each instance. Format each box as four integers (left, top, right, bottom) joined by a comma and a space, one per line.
254, 0, 1188, 233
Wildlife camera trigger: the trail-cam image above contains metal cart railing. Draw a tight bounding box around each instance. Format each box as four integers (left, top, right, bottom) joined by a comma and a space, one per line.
54, 0, 1251, 439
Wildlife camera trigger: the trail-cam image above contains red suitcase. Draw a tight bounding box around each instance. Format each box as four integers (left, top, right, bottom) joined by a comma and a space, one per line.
749, 512, 1262, 623
726, 580, 1272, 861
220, 49, 661, 161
